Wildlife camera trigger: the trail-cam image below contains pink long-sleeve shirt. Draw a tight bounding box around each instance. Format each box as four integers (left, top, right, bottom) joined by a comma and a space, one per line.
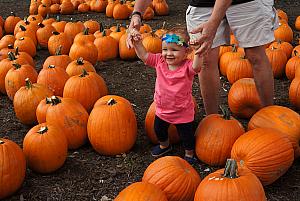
145, 53, 197, 124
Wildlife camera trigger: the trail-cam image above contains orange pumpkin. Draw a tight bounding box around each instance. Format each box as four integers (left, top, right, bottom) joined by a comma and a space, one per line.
295, 16, 300, 31
46, 96, 89, 149
248, 105, 300, 158
142, 156, 201, 201
195, 106, 245, 166
87, 95, 137, 155
43, 46, 72, 69
285, 50, 300, 80
51, 16, 67, 33
94, 31, 118, 61
153, 0, 169, 16
90, 0, 108, 12
274, 23, 293, 43
113, 0, 130, 20
78, 3, 90, 12
64, 21, 85, 41
194, 159, 266, 201
23, 123, 68, 173
83, 20, 100, 34
5, 63, 38, 100
226, 56, 253, 84
142, 34, 162, 53
14, 37, 36, 57
269, 40, 293, 59
119, 33, 137, 60
48, 32, 72, 55
60, 0, 75, 14
69, 37, 98, 65
36, 23, 56, 48
4, 12, 22, 34
265, 46, 288, 78
219, 45, 244, 77
66, 57, 96, 76
228, 78, 262, 119
13, 78, 53, 125
115, 182, 168, 201
231, 127, 294, 185
36, 97, 52, 123
0, 35, 16, 50
0, 138, 26, 200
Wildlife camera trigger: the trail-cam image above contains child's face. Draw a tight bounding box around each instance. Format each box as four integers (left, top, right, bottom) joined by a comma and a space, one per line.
162, 41, 188, 67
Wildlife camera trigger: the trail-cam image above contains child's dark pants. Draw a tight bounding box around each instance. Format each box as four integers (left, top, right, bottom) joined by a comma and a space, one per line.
154, 115, 195, 150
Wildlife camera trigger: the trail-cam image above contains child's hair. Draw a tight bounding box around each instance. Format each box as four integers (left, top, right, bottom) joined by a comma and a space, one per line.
165, 26, 190, 45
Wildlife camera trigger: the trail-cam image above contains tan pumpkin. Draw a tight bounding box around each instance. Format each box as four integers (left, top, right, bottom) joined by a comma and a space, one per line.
142, 156, 201, 201
0, 138, 26, 200
23, 123, 68, 173
88, 95, 137, 155
231, 127, 294, 185
228, 78, 262, 119
195, 106, 245, 166
46, 96, 89, 149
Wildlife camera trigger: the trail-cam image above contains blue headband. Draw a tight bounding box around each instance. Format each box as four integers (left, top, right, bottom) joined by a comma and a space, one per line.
162, 34, 188, 47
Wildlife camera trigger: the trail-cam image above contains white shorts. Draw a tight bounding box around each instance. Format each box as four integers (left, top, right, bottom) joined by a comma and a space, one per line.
186, 0, 279, 48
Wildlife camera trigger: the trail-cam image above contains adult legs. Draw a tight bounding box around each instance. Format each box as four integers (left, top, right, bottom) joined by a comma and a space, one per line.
245, 46, 274, 106
198, 47, 221, 114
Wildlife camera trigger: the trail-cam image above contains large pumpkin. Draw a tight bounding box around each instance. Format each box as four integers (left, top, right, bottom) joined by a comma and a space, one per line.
248, 105, 300, 158
231, 127, 294, 185
195, 106, 245, 166
87, 95, 137, 155
114, 182, 168, 201
142, 156, 201, 201
0, 138, 26, 199
46, 96, 89, 149
194, 159, 266, 201
23, 123, 68, 173
228, 78, 262, 119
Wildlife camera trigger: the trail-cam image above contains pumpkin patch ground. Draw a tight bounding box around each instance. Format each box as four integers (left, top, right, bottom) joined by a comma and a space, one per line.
1, 0, 300, 200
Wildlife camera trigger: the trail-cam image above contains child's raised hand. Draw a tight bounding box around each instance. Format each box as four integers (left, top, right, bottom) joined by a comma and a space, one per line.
130, 28, 142, 42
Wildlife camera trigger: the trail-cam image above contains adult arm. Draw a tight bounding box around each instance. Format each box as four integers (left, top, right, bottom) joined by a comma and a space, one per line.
190, 0, 232, 55
126, 0, 152, 48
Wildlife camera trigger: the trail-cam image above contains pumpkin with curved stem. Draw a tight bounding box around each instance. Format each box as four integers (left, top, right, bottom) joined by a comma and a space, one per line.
115, 182, 168, 201
5, 62, 38, 100
36, 97, 52, 123
88, 95, 137, 155
13, 78, 53, 125
46, 96, 89, 149
0, 138, 26, 199
226, 56, 253, 84
195, 106, 245, 166
66, 57, 96, 76
248, 105, 300, 158
23, 123, 68, 173
142, 156, 201, 201
194, 159, 266, 201
265, 46, 288, 78
37, 65, 69, 96
228, 78, 262, 119
231, 127, 294, 185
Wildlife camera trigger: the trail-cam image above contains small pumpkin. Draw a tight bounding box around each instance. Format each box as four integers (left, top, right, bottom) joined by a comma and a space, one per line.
66, 57, 96, 76
36, 97, 52, 123
94, 30, 118, 61
226, 56, 253, 84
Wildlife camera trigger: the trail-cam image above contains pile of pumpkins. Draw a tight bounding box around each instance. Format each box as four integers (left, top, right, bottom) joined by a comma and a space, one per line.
29, 0, 169, 20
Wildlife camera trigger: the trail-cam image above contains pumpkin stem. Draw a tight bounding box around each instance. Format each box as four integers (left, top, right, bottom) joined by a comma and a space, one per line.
56, 15, 61, 22
8, 52, 16, 61
55, 45, 63, 55
37, 126, 48, 134
294, 50, 298, 57
51, 96, 61, 105
107, 98, 117, 106
116, 24, 121, 32
15, 47, 20, 55
38, 23, 45, 28
102, 30, 106, 37
83, 27, 90, 35
45, 97, 52, 104
0, 140, 4, 144
12, 63, 21, 69
25, 78, 32, 89
223, 159, 238, 179
52, 31, 60, 35
48, 65, 56, 69
220, 105, 231, 120
19, 24, 26, 32
99, 22, 104, 32
232, 44, 237, 52
77, 57, 84, 65
7, 44, 14, 49
80, 69, 89, 77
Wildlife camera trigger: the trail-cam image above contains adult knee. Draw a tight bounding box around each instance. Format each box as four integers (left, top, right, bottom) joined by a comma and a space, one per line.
245, 47, 266, 68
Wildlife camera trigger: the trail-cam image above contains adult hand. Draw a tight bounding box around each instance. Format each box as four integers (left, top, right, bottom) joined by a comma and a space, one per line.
189, 20, 219, 55
126, 15, 142, 49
